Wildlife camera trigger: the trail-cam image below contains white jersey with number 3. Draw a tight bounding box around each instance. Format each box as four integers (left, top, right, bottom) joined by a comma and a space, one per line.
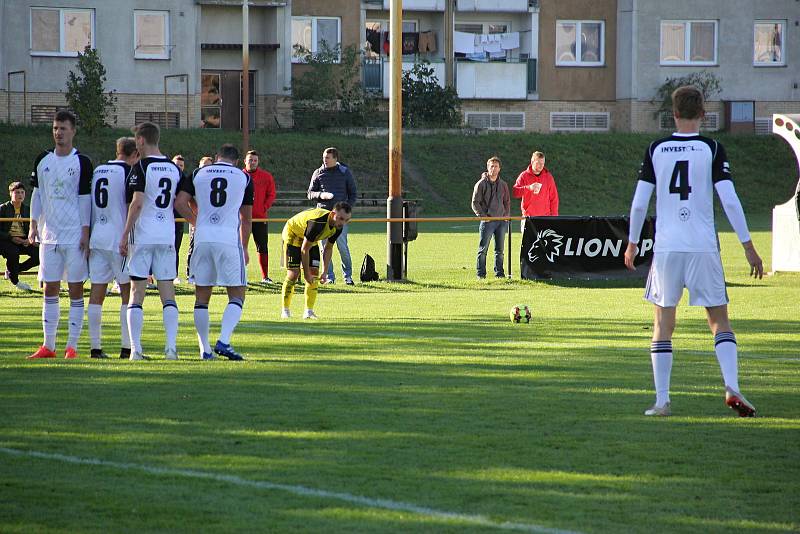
638, 133, 731, 253
185, 162, 253, 245
127, 156, 182, 245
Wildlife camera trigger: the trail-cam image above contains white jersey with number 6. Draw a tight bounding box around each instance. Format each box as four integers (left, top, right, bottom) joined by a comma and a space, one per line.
638, 133, 731, 253
184, 162, 253, 245
90, 160, 130, 251
126, 156, 182, 245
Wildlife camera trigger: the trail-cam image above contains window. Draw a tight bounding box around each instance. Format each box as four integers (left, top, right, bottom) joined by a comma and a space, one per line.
754, 21, 785, 66
555, 20, 604, 66
292, 17, 341, 63
660, 20, 717, 65
134, 10, 170, 59
30, 7, 94, 56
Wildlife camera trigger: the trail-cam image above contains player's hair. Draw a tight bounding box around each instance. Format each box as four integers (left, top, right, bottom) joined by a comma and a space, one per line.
132, 122, 160, 146
172, 154, 184, 162
116, 137, 137, 157
8, 181, 24, 192
531, 151, 545, 160
672, 85, 705, 120
487, 156, 502, 167
218, 144, 239, 162
323, 147, 339, 160
332, 201, 352, 214
199, 156, 213, 168
53, 110, 76, 128
245, 150, 259, 157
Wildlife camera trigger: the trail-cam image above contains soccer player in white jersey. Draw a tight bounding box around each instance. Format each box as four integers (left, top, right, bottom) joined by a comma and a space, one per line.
27, 111, 93, 359
624, 86, 764, 417
87, 138, 138, 359
175, 144, 253, 361
119, 122, 184, 361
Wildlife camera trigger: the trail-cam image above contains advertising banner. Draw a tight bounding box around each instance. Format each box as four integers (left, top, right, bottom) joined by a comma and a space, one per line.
520, 216, 656, 280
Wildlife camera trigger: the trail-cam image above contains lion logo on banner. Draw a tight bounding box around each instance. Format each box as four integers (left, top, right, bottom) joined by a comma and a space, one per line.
528, 229, 564, 263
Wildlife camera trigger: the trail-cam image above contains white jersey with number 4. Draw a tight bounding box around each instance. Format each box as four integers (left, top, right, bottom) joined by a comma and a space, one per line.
638, 133, 731, 253
126, 156, 182, 245
184, 162, 253, 245
90, 160, 130, 251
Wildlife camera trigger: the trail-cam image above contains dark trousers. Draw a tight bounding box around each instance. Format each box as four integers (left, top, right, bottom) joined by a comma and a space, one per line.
174, 222, 185, 274
251, 221, 269, 254
0, 240, 39, 284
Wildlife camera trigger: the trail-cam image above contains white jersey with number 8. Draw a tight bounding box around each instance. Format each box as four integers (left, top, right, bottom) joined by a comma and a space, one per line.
183, 162, 253, 245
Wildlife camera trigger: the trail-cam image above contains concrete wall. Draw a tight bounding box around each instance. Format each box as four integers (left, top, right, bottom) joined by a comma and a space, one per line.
537, 0, 617, 102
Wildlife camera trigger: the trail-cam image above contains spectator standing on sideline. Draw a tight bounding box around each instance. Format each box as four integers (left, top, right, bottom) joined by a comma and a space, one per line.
513, 151, 559, 219
27, 110, 93, 359
280, 202, 352, 319
86, 137, 138, 359
176, 144, 253, 361
0, 181, 39, 291
624, 85, 763, 418
242, 149, 276, 284
471, 156, 510, 279
171, 154, 187, 283
307, 147, 357, 285
119, 122, 184, 361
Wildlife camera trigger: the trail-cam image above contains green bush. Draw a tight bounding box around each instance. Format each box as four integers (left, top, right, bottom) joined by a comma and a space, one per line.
652, 70, 722, 122
401, 61, 461, 128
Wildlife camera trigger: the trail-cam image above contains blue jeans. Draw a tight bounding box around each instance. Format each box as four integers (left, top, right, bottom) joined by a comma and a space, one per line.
477, 220, 507, 278
325, 223, 352, 281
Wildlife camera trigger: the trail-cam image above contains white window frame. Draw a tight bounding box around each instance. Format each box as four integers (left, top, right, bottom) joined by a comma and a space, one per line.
659, 20, 718, 66
291, 16, 342, 63
30, 7, 95, 57
555, 20, 604, 67
753, 20, 786, 67
134, 10, 170, 60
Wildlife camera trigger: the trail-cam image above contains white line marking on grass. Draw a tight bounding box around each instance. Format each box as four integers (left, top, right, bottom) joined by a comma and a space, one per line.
0, 447, 580, 534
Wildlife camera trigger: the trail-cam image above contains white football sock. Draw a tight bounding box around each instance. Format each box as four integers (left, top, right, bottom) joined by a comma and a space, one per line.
162, 300, 179, 351
127, 304, 144, 354
651, 340, 673, 407
66, 298, 84, 349
218, 298, 243, 345
714, 332, 739, 392
87, 303, 103, 350
119, 303, 130, 349
193, 304, 212, 354
42, 296, 59, 350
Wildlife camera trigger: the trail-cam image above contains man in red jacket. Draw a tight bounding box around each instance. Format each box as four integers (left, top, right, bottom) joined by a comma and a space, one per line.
512, 151, 559, 219
243, 150, 277, 284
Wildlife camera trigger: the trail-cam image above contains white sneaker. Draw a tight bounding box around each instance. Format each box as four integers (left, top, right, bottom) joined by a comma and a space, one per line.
303, 309, 318, 320
15, 281, 32, 292
280, 308, 291, 319
173, 277, 182, 285
165, 348, 179, 361
129, 351, 150, 361
644, 402, 671, 416
111, 281, 121, 294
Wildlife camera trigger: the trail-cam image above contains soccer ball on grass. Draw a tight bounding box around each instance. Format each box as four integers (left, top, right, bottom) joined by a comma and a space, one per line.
510, 305, 532, 324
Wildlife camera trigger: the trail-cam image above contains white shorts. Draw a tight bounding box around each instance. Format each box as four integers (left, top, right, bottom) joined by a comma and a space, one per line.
127, 244, 176, 281
89, 248, 130, 285
189, 242, 246, 287
645, 251, 728, 308
39, 243, 88, 283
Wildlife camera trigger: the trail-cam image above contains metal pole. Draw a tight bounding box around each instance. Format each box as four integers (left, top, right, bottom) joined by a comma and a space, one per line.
507, 218, 512, 278
386, 0, 404, 280
242, 0, 250, 151
7, 71, 27, 124
185, 74, 190, 129
163, 76, 168, 127
444, 0, 454, 87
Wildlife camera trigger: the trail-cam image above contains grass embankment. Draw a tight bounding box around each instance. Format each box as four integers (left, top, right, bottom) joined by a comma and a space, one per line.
1, 124, 796, 219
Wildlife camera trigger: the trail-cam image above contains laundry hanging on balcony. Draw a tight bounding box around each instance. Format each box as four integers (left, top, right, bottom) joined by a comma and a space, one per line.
381, 32, 420, 55
454, 31, 478, 54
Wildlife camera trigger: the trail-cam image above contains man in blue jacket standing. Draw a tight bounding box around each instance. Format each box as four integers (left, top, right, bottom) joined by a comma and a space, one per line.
307, 147, 357, 285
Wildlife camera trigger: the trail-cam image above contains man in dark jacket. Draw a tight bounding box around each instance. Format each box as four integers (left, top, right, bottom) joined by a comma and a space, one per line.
307, 147, 358, 285
471, 157, 510, 279
0, 181, 39, 291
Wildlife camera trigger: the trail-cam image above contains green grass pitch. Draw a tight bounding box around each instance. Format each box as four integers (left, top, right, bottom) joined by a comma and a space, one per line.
0, 224, 798, 533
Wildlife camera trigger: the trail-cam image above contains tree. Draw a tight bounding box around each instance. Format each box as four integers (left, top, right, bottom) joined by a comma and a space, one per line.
65, 45, 116, 134
401, 61, 461, 128
652, 70, 722, 121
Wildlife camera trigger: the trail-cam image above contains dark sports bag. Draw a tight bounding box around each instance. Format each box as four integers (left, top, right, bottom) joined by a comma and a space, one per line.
360, 253, 380, 282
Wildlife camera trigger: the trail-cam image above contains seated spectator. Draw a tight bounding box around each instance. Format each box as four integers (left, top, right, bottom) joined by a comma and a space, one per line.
0, 182, 39, 291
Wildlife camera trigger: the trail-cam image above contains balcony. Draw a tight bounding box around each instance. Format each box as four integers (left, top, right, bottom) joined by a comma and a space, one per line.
456, 0, 529, 12
456, 60, 528, 99
381, 0, 446, 10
